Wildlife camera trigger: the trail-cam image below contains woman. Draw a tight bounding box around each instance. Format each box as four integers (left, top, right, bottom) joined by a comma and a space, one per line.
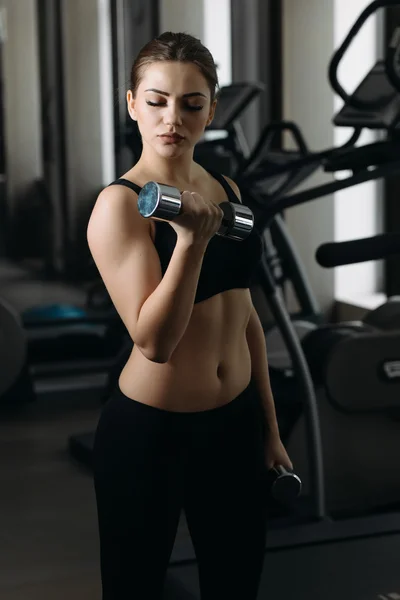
91, 31, 292, 600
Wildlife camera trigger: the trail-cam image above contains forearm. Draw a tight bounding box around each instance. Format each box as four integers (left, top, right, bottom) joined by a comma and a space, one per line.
246, 307, 280, 437
136, 238, 207, 362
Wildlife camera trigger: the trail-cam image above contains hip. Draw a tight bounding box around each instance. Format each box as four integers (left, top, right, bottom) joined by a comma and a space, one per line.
96, 374, 264, 453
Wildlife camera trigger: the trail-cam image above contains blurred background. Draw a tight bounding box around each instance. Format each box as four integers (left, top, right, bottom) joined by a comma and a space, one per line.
1, 1, 400, 599
1, 0, 398, 309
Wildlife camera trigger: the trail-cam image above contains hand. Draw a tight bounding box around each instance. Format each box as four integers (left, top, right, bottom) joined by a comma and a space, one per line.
264, 433, 293, 471
170, 191, 224, 245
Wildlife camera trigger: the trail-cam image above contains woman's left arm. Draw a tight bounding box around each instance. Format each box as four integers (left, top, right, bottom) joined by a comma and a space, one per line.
223, 175, 279, 435
245, 304, 279, 437
246, 305, 293, 470
224, 175, 292, 468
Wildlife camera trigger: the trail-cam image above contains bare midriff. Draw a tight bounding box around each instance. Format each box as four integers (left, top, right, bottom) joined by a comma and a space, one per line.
118, 287, 253, 412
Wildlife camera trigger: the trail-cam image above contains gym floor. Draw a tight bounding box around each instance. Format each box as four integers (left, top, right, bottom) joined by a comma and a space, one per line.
0, 387, 194, 599
0, 388, 104, 599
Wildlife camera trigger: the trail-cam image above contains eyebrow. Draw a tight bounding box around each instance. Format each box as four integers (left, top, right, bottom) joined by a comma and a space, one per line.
144, 88, 207, 98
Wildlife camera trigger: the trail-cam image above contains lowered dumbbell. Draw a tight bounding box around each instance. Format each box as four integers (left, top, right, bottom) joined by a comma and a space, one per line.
268, 465, 302, 504
137, 181, 254, 241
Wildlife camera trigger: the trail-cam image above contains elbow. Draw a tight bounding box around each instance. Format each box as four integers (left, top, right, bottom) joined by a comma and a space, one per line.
135, 341, 171, 364
147, 350, 170, 364
133, 324, 172, 364
152, 355, 170, 364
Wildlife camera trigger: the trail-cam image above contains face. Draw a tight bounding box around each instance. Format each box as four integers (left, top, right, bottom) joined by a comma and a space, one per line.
126, 61, 217, 158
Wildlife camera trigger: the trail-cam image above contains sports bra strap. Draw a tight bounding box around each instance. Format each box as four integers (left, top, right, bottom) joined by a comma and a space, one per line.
109, 171, 240, 203
109, 178, 142, 195
206, 170, 241, 203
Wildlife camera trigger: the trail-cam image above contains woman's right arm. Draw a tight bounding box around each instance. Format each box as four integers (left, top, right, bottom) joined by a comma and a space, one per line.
87, 186, 219, 363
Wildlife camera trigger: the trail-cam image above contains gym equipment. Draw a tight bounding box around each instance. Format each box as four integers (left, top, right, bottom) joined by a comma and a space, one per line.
0, 297, 35, 406
23, 308, 124, 378
247, 171, 400, 517
0, 297, 27, 397
363, 295, 400, 329
233, 0, 400, 521
137, 181, 254, 242
330, 0, 400, 131
268, 465, 302, 504
194, 81, 265, 175
291, 241, 400, 516
234, 1, 400, 383
234, 121, 326, 372
316, 232, 400, 268
314, 234, 400, 330
0, 291, 131, 404
301, 321, 377, 386
316, 233, 400, 347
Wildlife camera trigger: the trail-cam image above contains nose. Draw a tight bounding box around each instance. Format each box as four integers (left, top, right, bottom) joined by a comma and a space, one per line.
164, 102, 182, 127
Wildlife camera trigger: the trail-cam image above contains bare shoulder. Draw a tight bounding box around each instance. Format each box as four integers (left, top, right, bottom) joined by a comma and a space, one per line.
221, 174, 242, 203
88, 183, 140, 237
91, 181, 139, 212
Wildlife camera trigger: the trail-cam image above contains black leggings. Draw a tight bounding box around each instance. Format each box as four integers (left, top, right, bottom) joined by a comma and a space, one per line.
93, 379, 269, 600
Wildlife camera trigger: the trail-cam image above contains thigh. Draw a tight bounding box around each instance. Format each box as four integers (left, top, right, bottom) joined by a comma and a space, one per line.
184, 391, 269, 600
93, 393, 185, 599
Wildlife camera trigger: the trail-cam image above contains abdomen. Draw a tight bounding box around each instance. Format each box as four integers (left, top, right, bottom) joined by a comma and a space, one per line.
119, 288, 253, 411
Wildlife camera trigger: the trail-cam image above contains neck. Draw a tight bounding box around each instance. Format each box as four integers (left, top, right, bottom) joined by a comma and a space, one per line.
138, 145, 198, 187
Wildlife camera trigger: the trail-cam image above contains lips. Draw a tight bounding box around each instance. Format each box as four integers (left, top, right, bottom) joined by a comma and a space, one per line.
160, 133, 184, 141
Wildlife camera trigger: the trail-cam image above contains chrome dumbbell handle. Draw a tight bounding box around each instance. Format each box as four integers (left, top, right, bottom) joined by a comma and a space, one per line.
137, 181, 254, 241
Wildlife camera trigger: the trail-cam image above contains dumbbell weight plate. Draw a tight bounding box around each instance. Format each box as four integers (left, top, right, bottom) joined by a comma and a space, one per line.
0, 298, 27, 396
138, 182, 182, 220
217, 202, 254, 241
269, 465, 302, 504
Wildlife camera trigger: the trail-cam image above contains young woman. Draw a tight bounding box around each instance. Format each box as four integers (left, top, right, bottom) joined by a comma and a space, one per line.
91, 31, 292, 600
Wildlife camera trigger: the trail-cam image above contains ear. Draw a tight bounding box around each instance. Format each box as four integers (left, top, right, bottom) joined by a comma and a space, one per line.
126, 90, 137, 121
206, 99, 217, 127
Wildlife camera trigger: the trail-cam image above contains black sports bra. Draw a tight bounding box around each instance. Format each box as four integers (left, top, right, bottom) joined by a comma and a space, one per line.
109, 170, 263, 303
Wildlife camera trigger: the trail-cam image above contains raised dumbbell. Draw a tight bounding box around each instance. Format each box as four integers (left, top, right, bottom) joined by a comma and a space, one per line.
268, 465, 302, 504
137, 181, 254, 241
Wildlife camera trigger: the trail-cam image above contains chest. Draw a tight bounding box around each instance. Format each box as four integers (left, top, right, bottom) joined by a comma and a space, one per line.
153, 220, 263, 277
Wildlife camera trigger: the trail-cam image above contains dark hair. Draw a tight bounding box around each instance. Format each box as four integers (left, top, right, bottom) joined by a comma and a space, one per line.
130, 32, 219, 102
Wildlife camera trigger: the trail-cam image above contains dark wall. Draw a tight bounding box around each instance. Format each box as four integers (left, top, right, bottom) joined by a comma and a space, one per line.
36, 0, 68, 276
231, 0, 282, 151
111, 0, 159, 177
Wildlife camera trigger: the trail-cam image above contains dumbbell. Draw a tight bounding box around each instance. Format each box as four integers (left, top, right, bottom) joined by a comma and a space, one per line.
137, 181, 254, 241
268, 465, 302, 504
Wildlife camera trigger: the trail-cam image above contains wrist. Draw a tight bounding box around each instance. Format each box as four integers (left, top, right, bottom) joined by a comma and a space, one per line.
176, 235, 208, 253
265, 422, 280, 439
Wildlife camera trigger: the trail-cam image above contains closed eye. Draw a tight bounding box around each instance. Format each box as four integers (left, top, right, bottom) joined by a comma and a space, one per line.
146, 100, 203, 111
